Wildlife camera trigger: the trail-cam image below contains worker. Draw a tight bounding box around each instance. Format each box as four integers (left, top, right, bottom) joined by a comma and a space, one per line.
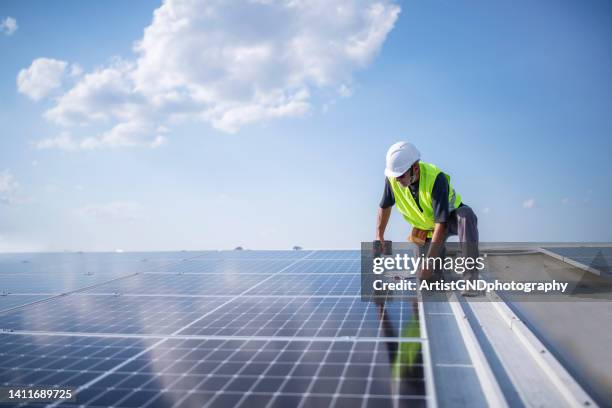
375, 141, 480, 295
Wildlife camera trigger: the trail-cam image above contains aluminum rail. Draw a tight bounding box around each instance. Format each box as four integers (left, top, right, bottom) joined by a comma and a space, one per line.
463, 291, 598, 408
418, 294, 438, 408
448, 294, 509, 408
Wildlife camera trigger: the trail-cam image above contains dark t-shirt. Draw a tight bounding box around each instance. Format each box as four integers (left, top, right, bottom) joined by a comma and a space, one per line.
380, 172, 460, 223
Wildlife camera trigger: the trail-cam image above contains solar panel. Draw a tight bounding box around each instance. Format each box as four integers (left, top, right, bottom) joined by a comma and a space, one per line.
0, 252, 200, 276
84, 274, 276, 296
0, 251, 430, 407
148, 259, 297, 275
0, 294, 51, 313
278, 259, 361, 274
0, 295, 228, 335
0, 273, 125, 293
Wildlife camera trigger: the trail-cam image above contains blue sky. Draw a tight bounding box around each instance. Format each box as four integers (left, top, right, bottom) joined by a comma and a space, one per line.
1, 0, 611, 252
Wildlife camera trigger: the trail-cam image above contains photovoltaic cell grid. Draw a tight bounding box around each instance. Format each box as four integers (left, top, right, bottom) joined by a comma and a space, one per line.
0, 295, 228, 335
177, 296, 413, 338
0, 252, 210, 275
0, 250, 426, 408
146, 259, 298, 275
0, 295, 50, 312
85, 274, 276, 296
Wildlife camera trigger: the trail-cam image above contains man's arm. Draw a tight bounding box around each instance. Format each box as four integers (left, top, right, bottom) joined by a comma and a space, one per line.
376, 206, 392, 241
418, 222, 446, 280
377, 178, 394, 241
427, 222, 446, 257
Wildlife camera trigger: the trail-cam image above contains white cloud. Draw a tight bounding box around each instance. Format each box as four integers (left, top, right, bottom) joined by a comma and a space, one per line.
80, 121, 166, 149
35, 123, 167, 151
522, 198, 535, 209
482, 207, 491, 214
28, 0, 400, 148
131, 0, 399, 132
78, 201, 146, 222
1, 17, 18, 35
561, 198, 569, 205
17, 58, 68, 101
44, 60, 139, 125
34, 132, 78, 151
0, 170, 20, 205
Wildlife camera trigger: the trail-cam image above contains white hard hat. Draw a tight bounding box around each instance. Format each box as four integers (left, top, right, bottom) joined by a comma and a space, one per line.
384, 141, 420, 177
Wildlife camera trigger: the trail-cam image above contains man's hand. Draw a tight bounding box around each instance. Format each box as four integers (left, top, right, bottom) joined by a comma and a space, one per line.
373, 239, 392, 257
420, 223, 446, 280
376, 207, 392, 242
418, 266, 433, 280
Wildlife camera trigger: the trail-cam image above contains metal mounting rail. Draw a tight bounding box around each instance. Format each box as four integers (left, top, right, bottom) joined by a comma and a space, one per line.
464, 292, 597, 408
418, 293, 438, 408
448, 294, 508, 408
489, 295, 596, 407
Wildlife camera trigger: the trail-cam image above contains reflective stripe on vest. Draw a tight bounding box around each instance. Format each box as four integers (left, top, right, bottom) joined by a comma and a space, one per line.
388, 162, 462, 231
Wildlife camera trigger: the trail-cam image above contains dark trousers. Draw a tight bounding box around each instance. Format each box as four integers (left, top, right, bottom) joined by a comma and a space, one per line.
418, 205, 480, 279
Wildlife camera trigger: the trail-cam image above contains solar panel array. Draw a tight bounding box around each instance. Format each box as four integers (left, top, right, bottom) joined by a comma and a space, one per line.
0, 251, 427, 407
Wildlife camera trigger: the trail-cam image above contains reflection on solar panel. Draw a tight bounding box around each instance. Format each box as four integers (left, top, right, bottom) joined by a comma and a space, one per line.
0, 251, 428, 407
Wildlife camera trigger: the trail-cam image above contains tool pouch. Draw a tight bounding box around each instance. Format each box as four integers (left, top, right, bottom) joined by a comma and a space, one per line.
408, 228, 429, 247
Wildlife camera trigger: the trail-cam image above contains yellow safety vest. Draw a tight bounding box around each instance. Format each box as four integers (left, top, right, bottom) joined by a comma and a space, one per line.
388, 162, 461, 233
